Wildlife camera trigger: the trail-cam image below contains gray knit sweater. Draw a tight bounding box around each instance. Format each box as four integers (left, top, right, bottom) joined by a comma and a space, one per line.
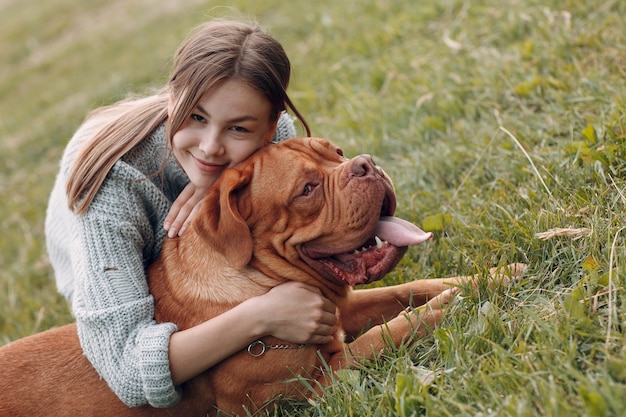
45, 111, 296, 408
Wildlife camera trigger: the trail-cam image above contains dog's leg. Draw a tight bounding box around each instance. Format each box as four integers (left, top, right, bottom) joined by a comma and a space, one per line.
340, 263, 526, 340
318, 286, 458, 383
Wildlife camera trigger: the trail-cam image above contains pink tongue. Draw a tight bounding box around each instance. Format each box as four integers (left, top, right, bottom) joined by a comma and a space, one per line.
374, 216, 433, 247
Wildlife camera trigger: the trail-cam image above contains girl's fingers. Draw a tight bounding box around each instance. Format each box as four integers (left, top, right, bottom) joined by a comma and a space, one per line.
164, 184, 207, 238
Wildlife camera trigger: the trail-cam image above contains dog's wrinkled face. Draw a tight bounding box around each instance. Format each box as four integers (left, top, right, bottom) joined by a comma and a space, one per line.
235, 138, 432, 288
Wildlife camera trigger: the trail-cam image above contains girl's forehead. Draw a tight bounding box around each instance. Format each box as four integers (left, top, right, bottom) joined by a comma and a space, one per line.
195, 79, 271, 119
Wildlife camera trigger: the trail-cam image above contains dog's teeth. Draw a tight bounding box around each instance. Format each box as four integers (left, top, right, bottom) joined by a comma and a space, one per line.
353, 249, 360, 255
375, 236, 383, 249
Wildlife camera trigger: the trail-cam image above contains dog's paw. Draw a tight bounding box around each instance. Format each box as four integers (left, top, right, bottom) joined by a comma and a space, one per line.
487, 262, 527, 288
423, 286, 460, 311
399, 287, 460, 331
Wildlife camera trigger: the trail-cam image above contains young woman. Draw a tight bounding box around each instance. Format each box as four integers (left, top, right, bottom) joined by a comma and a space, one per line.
45, 19, 337, 408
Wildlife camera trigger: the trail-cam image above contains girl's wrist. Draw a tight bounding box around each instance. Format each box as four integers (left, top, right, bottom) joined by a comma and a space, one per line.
238, 295, 272, 339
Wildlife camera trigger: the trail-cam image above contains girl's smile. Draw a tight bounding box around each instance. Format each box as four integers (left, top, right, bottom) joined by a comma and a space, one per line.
191, 156, 227, 174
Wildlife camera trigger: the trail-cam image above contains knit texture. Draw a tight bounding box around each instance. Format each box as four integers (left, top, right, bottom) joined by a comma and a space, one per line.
272, 112, 297, 142
45, 111, 296, 407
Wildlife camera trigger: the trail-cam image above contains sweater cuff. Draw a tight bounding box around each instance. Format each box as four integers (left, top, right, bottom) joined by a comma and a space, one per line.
138, 322, 182, 408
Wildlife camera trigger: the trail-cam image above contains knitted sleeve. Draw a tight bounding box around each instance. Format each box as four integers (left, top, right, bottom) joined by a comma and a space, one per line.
70, 161, 181, 408
272, 111, 297, 143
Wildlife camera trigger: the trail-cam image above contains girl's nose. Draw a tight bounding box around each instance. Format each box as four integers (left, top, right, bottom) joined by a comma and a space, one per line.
198, 129, 225, 156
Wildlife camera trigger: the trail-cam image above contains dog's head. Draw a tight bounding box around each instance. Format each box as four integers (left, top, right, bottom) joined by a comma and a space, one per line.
192, 137, 432, 292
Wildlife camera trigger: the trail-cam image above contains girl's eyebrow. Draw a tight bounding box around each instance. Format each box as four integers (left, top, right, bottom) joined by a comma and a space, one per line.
196, 104, 259, 124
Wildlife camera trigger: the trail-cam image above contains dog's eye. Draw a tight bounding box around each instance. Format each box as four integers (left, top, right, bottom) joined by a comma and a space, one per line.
302, 183, 316, 196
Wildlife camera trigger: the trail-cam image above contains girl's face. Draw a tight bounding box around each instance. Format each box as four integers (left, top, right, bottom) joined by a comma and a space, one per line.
169, 79, 277, 190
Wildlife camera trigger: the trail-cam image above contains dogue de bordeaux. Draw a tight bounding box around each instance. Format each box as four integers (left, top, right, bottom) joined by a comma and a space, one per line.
0, 137, 525, 416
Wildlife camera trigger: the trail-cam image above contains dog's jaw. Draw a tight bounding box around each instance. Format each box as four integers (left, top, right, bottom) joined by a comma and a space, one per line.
299, 215, 432, 287
300, 239, 409, 286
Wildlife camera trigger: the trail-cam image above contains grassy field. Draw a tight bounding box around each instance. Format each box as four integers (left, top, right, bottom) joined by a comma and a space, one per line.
1, 0, 625, 415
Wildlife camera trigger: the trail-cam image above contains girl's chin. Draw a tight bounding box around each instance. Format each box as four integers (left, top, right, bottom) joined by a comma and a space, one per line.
188, 171, 221, 189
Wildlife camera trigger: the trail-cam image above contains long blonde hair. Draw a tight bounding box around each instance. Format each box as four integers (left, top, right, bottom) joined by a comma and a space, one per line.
67, 19, 310, 214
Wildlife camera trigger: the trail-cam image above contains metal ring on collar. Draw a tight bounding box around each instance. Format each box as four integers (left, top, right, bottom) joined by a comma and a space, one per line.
247, 340, 267, 357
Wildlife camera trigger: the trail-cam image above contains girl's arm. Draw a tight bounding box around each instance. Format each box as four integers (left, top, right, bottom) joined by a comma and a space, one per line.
71, 177, 178, 407
168, 281, 337, 385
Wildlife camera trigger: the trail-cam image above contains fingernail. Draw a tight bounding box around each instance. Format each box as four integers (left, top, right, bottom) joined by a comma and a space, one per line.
178, 225, 186, 236
163, 221, 171, 230
168, 228, 177, 238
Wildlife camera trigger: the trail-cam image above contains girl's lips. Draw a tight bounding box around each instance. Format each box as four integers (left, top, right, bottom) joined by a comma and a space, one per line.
192, 156, 227, 174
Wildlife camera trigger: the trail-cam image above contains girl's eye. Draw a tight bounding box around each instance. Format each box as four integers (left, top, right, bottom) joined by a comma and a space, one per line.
230, 126, 249, 133
191, 114, 205, 122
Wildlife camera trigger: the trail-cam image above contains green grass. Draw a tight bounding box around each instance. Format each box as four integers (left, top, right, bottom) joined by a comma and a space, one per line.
1, 0, 625, 415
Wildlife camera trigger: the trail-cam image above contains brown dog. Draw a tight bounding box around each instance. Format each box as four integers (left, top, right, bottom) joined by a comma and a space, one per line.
0, 137, 524, 416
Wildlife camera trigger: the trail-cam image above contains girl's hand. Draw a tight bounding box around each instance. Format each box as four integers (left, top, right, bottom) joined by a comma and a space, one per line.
255, 281, 338, 345
164, 183, 208, 238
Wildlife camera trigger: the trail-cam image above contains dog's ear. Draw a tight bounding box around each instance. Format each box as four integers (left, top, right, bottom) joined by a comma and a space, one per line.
194, 168, 253, 269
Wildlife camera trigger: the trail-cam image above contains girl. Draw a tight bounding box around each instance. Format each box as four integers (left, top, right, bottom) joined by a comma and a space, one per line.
45, 19, 337, 408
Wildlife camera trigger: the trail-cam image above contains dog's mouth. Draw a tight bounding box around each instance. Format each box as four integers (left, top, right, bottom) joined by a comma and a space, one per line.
301, 204, 433, 287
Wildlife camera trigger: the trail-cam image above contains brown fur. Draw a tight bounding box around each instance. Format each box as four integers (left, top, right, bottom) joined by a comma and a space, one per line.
0, 137, 525, 416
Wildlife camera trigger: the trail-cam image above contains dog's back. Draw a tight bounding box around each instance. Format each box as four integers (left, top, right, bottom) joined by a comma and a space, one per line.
0, 324, 116, 416
0, 322, 225, 416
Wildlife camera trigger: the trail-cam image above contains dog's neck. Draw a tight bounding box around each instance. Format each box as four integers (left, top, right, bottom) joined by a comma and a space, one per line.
153, 225, 351, 325
249, 255, 351, 305
153, 235, 273, 305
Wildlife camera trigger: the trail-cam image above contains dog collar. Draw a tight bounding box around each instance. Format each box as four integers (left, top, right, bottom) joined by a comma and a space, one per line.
247, 339, 309, 357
